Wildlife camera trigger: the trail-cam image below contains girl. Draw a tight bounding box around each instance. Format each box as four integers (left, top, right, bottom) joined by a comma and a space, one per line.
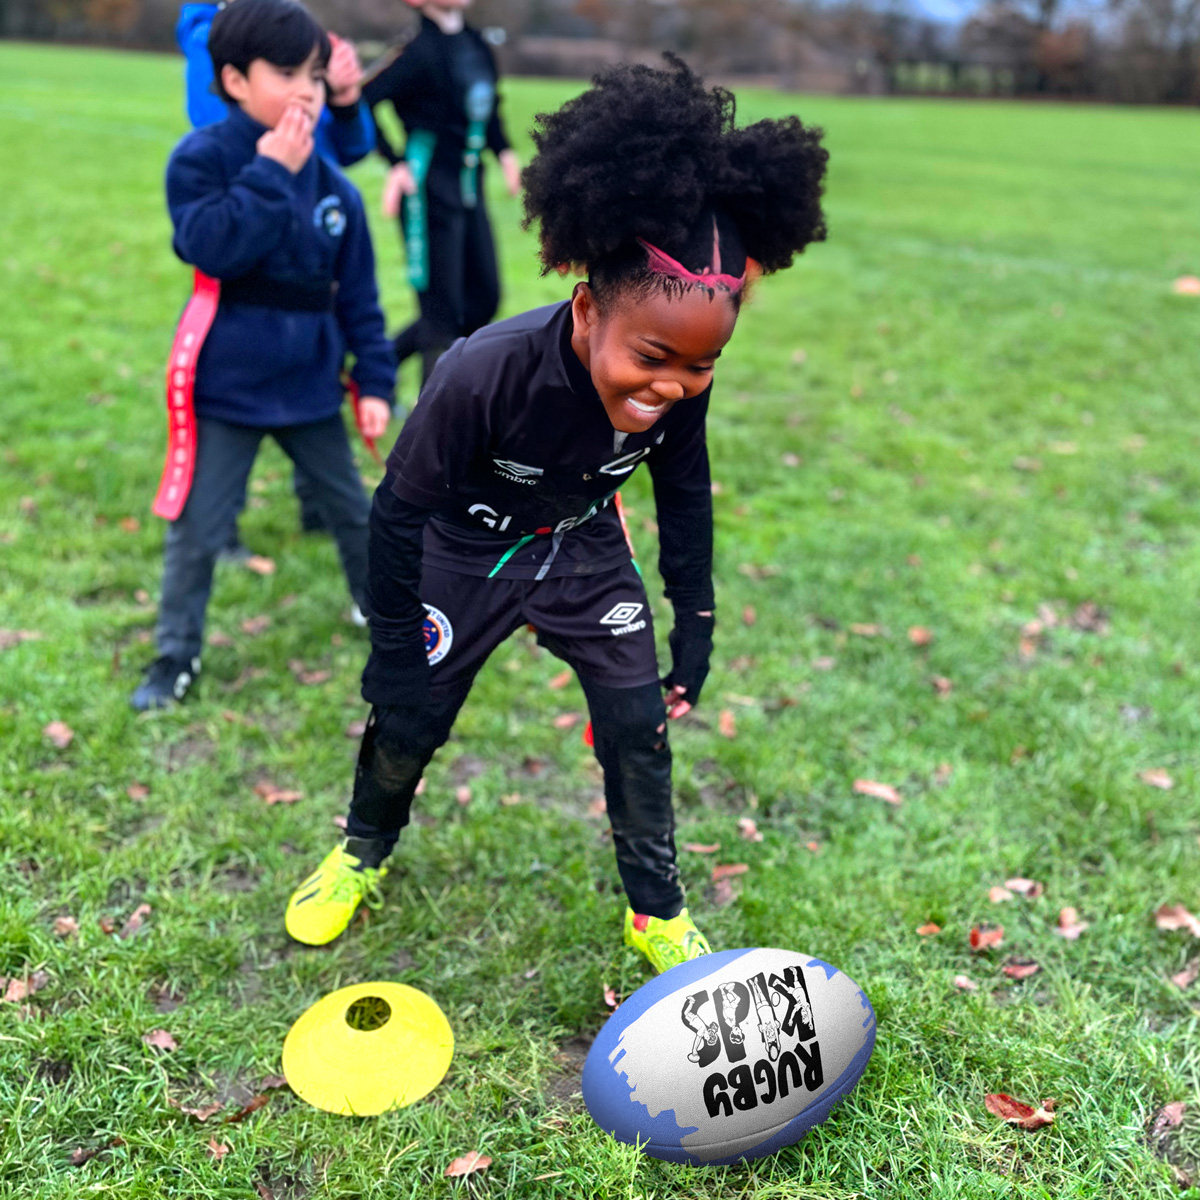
285, 57, 828, 973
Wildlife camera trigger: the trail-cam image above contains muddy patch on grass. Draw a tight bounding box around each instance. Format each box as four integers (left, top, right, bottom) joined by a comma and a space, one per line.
148, 982, 187, 1013
545, 1035, 592, 1111
155, 729, 217, 774
1149, 1102, 1199, 1189
34, 1058, 72, 1086
255, 1165, 310, 1200
214, 864, 260, 893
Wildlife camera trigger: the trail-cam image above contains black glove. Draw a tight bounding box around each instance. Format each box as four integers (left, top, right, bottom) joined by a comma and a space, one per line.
361, 639, 430, 709
662, 611, 715, 709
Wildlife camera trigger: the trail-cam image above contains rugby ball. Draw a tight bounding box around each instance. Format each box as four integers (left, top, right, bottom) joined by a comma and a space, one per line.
582, 948, 875, 1165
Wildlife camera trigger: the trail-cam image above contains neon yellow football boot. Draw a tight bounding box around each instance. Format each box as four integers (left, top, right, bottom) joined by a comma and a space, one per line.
624, 906, 712, 974
285, 843, 387, 946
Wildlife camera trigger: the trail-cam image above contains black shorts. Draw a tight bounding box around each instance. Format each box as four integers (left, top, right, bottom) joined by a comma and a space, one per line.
417, 559, 659, 690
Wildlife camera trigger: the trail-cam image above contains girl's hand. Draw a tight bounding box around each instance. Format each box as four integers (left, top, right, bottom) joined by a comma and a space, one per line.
257, 105, 314, 174
358, 397, 390, 439
326, 34, 363, 107
498, 148, 522, 197
662, 610, 715, 719
382, 162, 417, 218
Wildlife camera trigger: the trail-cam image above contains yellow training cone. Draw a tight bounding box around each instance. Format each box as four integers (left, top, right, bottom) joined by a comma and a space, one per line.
282, 981, 453, 1115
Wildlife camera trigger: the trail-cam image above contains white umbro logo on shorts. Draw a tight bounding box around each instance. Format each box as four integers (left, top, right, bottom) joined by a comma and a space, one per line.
600, 602, 647, 636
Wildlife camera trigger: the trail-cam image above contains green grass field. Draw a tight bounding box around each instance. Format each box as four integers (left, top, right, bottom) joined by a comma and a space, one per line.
2, 39, 1199, 1199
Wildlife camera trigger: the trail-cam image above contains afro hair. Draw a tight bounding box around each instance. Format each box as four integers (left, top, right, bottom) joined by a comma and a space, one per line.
522, 55, 828, 303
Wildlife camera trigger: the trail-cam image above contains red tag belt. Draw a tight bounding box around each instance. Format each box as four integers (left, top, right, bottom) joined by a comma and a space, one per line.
152, 271, 382, 521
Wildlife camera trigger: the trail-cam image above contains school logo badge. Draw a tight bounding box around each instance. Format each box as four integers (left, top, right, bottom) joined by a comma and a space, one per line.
313, 194, 347, 238
680, 962, 823, 1118
493, 459, 543, 484
422, 604, 453, 665
600, 602, 646, 636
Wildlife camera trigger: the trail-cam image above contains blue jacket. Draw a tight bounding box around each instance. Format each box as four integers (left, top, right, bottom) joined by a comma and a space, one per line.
166, 106, 396, 426
176, 3, 375, 167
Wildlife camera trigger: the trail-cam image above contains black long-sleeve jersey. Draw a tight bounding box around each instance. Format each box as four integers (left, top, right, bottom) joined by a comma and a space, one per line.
367, 302, 715, 657
363, 16, 510, 174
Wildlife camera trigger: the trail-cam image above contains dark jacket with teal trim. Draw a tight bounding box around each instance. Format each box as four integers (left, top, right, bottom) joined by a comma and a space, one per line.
363, 16, 510, 180
166, 106, 396, 427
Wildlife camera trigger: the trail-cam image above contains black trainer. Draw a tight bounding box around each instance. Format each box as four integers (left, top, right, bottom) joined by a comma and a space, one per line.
131, 656, 200, 712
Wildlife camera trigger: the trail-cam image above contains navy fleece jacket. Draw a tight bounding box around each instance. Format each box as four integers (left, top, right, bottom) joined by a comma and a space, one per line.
166, 105, 395, 427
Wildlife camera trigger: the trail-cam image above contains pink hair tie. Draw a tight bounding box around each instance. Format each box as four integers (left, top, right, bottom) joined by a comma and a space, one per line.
636, 219, 746, 295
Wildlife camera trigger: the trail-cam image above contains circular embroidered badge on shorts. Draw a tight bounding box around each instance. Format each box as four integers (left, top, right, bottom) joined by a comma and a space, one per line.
422, 605, 453, 664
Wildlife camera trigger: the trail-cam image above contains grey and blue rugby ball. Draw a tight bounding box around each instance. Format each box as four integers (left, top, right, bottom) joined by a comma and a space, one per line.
582, 948, 875, 1165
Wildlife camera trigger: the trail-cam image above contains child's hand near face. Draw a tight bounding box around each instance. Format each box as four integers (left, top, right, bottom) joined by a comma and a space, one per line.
257, 104, 314, 173
326, 34, 363, 106
357, 397, 390, 439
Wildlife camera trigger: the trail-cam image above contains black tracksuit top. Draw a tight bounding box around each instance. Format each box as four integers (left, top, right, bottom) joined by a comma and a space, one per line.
368, 302, 715, 655
363, 16, 510, 176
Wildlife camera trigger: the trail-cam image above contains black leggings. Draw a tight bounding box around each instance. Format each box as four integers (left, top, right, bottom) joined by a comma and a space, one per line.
346, 677, 683, 919
395, 178, 500, 385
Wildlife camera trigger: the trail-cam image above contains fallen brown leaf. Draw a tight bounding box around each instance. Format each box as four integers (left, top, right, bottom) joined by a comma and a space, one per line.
933, 763, 953, 785
805, 840, 820, 853
224, 1094, 269, 1124
908, 626, 934, 646
1055, 907, 1089, 940
849, 623, 883, 637
1170, 960, 1199, 989
1139, 768, 1174, 790
812, 656, 837, 671
260, 1075, 289, 1090
547, 668, 572, 690
916, 923, 941, 936
344, 718, 367, 739
207, 1138, 231, 1162
52, 916, 79, 937
931, 675, 953, 695
499, 792, 522, 807
683, 842, 720, 854
712, 877, 736, 906
985, 1093, 1055, 1130
166, 1097, 223, 1122
287, 660, 330, 686
142, 1029, 177, 1051
68, 1137, 124, 1166
1155, 904, 1200, 937
43, 721, 74, 749
718, 709, 737, 739
738, 562, 781, 580
1172, 275, 1200, 295
1012, 456, 1042, 473
240, 615, 271, 636
254, 782, 302, 806
737, 817, 763, 842
1151, 1101, 1186, 1138
1001, 957, 1041, 980
445, 1151, 492, 1178
332, 814, 347, 829
1005, 877, 1045, 898
243, 555, 275, 576
126, 782, 150, 801
207, 630, 235, 647
0, 629, 41, 651
456, 786, 472, 806
953, 974, 979, 991
711, 863, 749, 882
586, 796, 606, 817
119, 516, 140, 533
854, 779, 901, 805
989, 886, 1015, 903
742, 605, 757, 627
552, 712, 582, 729
119, 903, 152, 939
98, 915, 118, 935
3, 970, 49, 1002
969, 924, 1004, 952
603, 987, 619, 1009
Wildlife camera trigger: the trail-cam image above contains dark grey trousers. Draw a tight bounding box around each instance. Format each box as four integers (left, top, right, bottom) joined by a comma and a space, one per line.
155, 414, 369, 660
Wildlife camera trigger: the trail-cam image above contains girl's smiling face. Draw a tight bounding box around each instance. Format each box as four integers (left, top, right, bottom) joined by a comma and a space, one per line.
570, 284, 738, 434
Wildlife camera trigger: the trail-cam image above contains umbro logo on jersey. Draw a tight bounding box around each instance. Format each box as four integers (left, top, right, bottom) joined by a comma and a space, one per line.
599, 448, 652, 476
494, 459, 543, 484
600, 602, 647, 636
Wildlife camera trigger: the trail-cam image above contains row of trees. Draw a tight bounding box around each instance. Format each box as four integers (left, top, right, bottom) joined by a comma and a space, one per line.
5, 0, 1200, 104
